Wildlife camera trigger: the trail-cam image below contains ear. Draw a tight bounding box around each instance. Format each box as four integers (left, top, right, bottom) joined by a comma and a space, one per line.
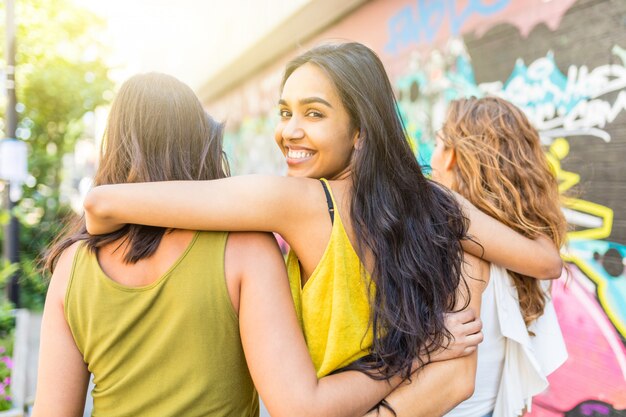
353, 129, 363, 151
443, 147, 456, 172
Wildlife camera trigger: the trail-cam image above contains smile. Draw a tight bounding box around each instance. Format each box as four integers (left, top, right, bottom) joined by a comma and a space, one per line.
287, 149, 314, 160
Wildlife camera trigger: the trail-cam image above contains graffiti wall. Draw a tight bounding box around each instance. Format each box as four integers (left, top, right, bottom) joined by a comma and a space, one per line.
209, 0, 626, 414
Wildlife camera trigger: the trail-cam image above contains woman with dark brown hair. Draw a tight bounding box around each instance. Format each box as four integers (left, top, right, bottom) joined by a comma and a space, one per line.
432, 96, 568, 417
33, 72, 480, 417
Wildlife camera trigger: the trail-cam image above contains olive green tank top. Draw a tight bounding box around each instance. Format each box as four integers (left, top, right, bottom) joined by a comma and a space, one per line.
65, 231, 259, 417
287, 179, 374, 377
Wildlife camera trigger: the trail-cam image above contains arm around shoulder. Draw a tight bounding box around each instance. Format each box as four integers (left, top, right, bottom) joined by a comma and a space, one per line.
84, 176, 323, 237
456, 192, 563, 280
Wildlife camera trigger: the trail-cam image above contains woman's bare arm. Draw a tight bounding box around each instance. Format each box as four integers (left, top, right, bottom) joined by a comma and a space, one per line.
32, 244, 90, 417
233, 232, 396, 417
84, 177, 562, 280
84, 176, 324, 239
456, 193, 563, 280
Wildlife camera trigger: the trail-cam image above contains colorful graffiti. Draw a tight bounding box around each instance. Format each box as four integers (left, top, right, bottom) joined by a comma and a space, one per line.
496, 48, 626, 143
393, 31, 626, 417
530, 265, 626, 416
395, 38, 479, 166
384, 0, 579, 55
564, 400, 626, 417
216, 0, 626, 413
395, 42, 626, 156
223, 114, 285, 175
385, 0, 511, 54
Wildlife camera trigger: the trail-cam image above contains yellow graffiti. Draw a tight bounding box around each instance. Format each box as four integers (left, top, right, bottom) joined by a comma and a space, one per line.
547, 138, 614, 241
549, 138, 624, 337
564, 199, 615, 241
406, 120, 419, 153
547, 138, 580, 194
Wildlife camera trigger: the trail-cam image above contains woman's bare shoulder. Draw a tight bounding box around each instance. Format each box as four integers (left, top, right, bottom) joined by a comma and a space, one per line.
48, 241, 83, 303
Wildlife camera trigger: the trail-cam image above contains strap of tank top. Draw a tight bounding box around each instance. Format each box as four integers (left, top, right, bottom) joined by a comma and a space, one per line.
319, 179, 335, 225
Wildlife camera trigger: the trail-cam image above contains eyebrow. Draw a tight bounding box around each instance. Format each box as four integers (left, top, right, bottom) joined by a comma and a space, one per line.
278, 97, 333, 108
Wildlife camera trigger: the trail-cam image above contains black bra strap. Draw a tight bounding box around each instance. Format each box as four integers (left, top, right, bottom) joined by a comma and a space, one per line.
320, 180, 335, 225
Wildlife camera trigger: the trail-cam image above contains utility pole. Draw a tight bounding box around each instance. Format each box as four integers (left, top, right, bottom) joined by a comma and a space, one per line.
4, 0, 20, 307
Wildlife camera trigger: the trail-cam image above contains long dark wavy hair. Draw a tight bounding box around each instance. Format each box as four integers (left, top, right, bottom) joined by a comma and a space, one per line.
281, 43, 470, 380
45, 72, 229, 272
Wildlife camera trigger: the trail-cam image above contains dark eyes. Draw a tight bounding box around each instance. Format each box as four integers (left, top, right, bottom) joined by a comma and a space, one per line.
278, 109, 324, 118
306, 110, 323, 118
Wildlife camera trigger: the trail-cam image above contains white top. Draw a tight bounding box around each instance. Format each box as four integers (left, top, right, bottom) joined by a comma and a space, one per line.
446, 264, 568, 417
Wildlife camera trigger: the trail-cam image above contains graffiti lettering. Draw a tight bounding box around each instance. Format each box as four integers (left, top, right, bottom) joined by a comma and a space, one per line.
385, 0, 511, 54
484, 53, 626, 142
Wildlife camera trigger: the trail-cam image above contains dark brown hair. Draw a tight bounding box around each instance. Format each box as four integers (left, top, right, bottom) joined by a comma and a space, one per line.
45, 73, 229, 272
282, 43, 469, 381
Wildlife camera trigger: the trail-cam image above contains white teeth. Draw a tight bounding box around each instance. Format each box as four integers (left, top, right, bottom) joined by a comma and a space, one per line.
287, 149, 314, 159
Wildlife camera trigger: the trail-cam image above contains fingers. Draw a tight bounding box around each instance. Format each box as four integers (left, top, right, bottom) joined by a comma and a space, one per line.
447, 316, 482, 342
460, 317, 482, 336
428, 309, 484, 362
445, 330, 483, 359
445, 308, 477, 326
463, 331, 484, 347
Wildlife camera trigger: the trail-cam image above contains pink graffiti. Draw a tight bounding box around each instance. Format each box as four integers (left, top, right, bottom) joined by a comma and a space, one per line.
384, 0, 579, 56
528, 267, 626, 417
471, 0, 578, 38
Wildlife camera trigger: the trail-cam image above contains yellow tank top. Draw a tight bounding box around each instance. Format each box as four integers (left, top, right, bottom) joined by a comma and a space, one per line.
287, 179, 374, 377
65, 231, 259, 417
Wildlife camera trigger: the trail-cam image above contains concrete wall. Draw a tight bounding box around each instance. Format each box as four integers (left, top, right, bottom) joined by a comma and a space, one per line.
207, 0, 626, 414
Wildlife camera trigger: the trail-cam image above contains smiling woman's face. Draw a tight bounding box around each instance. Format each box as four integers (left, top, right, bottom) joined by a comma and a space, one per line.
275, 63, 358, 179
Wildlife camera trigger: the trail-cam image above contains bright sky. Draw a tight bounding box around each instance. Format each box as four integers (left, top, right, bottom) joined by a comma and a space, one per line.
81, 0, 310, 92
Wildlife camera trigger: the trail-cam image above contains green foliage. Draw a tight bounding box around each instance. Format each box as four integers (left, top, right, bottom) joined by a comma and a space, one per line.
0, 262, 17, 411
0, 339, 12, 411
17, 257, 48, 312
0, 260, 17, 342
0, 0, 114, 309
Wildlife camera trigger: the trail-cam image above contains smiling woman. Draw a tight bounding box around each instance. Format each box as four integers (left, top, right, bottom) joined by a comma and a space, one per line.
82, 43, 562, 416
276, 64, 357, 180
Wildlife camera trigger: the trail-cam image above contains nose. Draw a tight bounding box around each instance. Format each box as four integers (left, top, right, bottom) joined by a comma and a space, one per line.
281, 115, 305, 141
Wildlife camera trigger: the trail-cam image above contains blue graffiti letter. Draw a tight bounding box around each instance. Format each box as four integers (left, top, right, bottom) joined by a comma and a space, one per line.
417, 0, 446, 43
385, 6, 417, 55
449, 0, 511, 35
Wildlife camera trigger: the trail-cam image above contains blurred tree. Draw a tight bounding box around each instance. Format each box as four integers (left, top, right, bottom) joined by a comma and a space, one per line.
0, 0, 114, 309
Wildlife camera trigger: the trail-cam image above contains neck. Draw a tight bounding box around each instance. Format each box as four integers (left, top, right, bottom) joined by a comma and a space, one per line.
328, 166, 352, 181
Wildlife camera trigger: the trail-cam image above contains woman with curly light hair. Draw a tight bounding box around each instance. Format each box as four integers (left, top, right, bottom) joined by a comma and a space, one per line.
431, 96, 568, 417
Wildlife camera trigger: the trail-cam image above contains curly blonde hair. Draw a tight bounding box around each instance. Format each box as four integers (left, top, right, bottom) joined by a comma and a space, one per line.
440, 96, 567, 327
